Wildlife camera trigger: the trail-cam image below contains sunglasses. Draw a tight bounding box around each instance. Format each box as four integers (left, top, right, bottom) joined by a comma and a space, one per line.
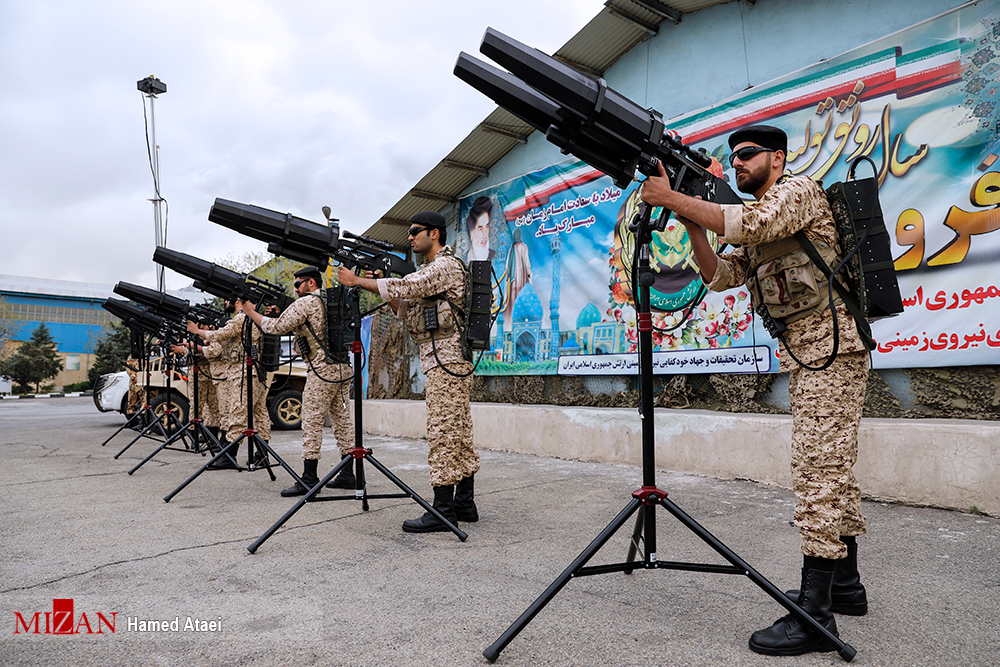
729, 145, 774, 166
294, 280, 305, 288
408, 226, 429, 237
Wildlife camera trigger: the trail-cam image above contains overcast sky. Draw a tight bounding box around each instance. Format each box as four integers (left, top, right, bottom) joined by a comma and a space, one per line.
0, 1, 602, 290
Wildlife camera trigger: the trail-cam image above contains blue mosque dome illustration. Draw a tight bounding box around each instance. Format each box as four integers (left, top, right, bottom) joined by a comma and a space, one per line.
576, 303, 601, 329
511, 283, 543, 323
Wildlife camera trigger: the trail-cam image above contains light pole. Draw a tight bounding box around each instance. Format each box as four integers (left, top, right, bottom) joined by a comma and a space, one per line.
138, 75, 167, 292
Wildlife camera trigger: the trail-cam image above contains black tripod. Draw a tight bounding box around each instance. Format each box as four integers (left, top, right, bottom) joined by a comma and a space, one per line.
483, 208, 856, 663
163, 316, 303, 502
127, 340, 226, 475
248, 285, 467, 553
100, 333, 167, 448
112, 338, 190, 459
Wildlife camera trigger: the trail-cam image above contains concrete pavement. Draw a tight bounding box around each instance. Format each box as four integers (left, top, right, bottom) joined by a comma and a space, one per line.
1, 397, 998, 666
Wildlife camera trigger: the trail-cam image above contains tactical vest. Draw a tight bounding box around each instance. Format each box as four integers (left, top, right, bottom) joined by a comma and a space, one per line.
406, 294, 461, 343
746, 235, 842, 325
404, 255, 473, 362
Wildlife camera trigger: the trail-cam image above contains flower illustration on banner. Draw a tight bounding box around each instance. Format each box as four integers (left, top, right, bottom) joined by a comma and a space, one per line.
604, 289, 752, 352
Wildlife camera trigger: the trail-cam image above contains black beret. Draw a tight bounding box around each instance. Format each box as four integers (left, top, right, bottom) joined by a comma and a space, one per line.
409, 210, 447, 229
293, 266, 323, 281
728, 125, 787, 153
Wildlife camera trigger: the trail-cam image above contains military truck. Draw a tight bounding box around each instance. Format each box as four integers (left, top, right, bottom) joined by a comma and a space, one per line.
94, 349, 309, 431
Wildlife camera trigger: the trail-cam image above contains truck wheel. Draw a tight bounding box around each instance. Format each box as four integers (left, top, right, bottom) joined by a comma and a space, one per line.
269, 389, 302, 430
149, 392, 189, 436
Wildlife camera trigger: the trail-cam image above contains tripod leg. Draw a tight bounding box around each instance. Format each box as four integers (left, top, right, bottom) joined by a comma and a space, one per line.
114, 409, 168, 459
245, 436, 303, 485
127, 422, 194, 475
246, 434, 277, 481
657, 496, 856, 662
483, 497, 643, 663
100, 410, 145, 447
354, 456, 369, 512
163, 434, 246, 503
363, 453, 467, 541
624, 505, 645, 574
247, 454, 354, 554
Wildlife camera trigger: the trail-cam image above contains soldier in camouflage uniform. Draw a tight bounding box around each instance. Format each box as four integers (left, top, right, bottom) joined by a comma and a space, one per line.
168, 343, 222, 447
125, 356, 146, 415
188, 299, 271, 470
339, 210, 479, 533
642, 125, 868, 656
243, 266, 354, 496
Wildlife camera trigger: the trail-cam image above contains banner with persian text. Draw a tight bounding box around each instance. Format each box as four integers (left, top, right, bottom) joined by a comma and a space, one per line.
456, 2, 999, 374
668, 1, 1000, 368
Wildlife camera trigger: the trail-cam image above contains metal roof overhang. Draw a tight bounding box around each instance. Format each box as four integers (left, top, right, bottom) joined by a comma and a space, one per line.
364, 0, 735, 250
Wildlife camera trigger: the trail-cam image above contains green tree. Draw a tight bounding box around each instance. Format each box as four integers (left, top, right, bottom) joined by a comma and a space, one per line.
88, 321, 132, 385
0, 322, 63, 392
0, 296, 14, 361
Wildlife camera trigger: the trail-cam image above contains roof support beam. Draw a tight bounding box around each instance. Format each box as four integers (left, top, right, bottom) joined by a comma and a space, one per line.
607, 7, 661, 34
553, 55, 604, 79
626, 0, 682, 23
410, 189, 458, 204
441, 159, 489, 176
480, 123, 530, 143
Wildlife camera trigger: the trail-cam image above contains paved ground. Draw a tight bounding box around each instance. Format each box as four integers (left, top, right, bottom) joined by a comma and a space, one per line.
1, 397, 998, 667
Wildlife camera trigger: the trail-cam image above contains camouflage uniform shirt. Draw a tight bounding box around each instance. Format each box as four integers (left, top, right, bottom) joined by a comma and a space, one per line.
708, 174, 867, 371
203, 313, 248, 366
376, 246, 466, 375
258, 290, 331, 365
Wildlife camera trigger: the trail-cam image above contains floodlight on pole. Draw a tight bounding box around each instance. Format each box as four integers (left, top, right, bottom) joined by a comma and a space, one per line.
138, 75, 167, 292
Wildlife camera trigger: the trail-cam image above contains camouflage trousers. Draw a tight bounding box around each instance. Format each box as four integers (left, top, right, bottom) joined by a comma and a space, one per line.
425, 364, 479, 487
127, 369, 146, 413
220, 363, 271, 443
189, 361, 220, 429
789, 350, 869, 560
300, 362, 353, 461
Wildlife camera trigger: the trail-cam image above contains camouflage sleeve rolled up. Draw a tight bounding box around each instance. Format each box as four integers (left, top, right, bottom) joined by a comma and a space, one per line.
203, 312, 245, 365
718, 175, 839, 248
376, 248, 467, 374
258, 294, 313, 337
376, 252, 465, 305
259, 292, 329, 365
204, 314, 243, 344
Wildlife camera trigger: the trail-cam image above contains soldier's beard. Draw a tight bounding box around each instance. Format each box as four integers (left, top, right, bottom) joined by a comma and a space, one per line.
735, 161, 770, 195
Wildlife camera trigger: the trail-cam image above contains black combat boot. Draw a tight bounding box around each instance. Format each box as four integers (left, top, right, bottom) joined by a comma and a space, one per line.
402, 485, 458, 533
206, 441, 239, 470
454, 475, 478, 522
749, 556, 838, 656
326, 454, 357, 489
281, 459, 319, 497
785, 536, 868, 615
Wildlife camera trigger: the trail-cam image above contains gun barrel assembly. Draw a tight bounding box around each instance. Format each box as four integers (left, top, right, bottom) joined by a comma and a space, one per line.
455, 27, 742, 213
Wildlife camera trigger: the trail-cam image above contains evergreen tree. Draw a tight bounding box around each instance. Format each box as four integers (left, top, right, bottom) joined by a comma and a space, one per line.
0, 322, 63, 392
88, 321, 132, 385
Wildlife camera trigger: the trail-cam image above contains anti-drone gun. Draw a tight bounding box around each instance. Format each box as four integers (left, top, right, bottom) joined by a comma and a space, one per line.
113, 281, 189, 323
189, 303, 226, 329
336, 230, 415, 277
454, 28, 743, 229
207, 198, 415, 276
152, 247, 294, 313
102, 298, 185, 343
114, 281, 225, 343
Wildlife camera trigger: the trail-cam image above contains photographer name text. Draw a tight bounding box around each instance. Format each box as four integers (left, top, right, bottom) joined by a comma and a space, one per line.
126, 616, 222, 632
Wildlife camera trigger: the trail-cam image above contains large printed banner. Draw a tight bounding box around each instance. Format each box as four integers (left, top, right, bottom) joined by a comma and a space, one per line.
456, 2, 1000, 375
